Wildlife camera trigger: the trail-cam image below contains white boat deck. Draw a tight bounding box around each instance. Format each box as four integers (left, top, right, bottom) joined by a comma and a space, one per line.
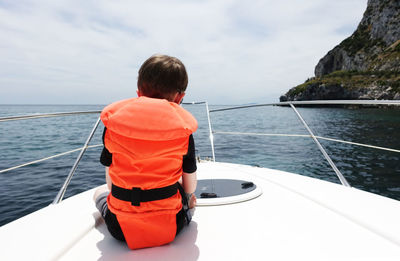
1, 161, 400, 260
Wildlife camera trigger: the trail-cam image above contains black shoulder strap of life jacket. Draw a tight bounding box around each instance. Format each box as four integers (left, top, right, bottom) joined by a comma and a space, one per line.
111, 183, 179, 206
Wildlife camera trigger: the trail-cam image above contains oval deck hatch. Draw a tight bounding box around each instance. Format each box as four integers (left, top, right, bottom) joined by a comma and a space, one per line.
195, 179, 262, 206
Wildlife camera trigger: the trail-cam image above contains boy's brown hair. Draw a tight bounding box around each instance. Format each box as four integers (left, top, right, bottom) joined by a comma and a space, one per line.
137, 54, 188, 100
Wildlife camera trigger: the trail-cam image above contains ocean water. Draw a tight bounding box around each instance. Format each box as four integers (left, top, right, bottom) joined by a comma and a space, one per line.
0, 104, 399, 226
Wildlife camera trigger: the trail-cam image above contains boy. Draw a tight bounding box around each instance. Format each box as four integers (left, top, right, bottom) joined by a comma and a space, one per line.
94, 54, 198, 250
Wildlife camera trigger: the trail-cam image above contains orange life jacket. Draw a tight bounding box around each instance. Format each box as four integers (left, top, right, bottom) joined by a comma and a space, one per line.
100, 96, 198, 249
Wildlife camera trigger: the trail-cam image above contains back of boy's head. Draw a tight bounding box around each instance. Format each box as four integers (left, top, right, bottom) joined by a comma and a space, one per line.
137, 54, 188, 101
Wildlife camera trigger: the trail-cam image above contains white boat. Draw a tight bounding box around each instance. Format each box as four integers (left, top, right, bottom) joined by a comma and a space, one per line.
1, 100, 400, 260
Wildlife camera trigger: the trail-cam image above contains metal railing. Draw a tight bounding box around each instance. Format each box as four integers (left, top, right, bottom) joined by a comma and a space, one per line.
199, 100, 400, 187
52, 117, 101, 204
0, 110, 101, 122
1, 100, 400, 202
0, 111, 103, 204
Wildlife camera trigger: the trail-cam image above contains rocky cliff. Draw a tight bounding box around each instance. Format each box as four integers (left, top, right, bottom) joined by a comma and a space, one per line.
280, 0, 400, 102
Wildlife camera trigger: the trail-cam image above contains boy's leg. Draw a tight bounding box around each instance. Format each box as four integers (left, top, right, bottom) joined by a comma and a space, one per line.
176, 208, 186, 235
94, 188, 125, 242
93, 185, 108, 202
95, 191, 109, 218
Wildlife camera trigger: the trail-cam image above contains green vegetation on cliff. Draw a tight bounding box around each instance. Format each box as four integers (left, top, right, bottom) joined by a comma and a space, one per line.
288, 70, 400, 98
340, 24, 385, 56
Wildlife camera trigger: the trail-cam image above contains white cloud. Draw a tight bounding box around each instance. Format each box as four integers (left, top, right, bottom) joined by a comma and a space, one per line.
0, 0, 368, 104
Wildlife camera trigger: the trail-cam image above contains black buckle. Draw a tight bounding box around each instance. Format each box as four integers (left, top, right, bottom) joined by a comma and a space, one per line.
131, 187, 141, 206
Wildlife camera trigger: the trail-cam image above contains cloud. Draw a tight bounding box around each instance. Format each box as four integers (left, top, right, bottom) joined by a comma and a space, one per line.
0, 0, 367, 104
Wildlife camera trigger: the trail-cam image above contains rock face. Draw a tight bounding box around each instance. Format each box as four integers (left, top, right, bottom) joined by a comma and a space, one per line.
315, 0, 400, 77
280, 0, 400, 102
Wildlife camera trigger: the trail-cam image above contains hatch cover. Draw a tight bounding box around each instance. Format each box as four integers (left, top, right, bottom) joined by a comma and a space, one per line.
194, 179, 262, 206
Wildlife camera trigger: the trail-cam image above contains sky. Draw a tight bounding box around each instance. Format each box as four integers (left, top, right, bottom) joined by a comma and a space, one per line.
0, 0, 368, 105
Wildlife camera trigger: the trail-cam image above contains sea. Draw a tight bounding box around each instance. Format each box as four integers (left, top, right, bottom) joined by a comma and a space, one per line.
0, 104, 399, 226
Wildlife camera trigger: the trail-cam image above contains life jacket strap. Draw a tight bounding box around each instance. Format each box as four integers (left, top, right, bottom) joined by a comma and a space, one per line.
112, 183, 179, 206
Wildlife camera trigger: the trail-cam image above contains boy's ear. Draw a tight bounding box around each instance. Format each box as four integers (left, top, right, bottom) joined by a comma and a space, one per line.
173, 92, 185, 104
136, 90, 141, 97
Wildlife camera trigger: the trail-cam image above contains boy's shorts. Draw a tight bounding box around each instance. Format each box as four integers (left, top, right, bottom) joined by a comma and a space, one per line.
95, 192, 186, 242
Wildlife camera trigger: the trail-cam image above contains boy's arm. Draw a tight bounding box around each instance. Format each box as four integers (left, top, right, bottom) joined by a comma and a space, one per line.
182, 134, 197, 194
182, 171, 197, 209
100, 127, 112, 191
182, 171, 197, 194
105, 167, 112, 191
182, 134, 197, 208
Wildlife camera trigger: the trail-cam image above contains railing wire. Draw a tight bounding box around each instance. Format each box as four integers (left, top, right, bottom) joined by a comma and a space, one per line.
0, 110, 101, 122
0, 144, 102, 174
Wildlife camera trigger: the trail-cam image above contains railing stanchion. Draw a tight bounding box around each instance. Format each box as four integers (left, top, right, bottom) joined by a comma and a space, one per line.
52, 117, 102, 204
205, 102, 216, 162
290, 104, 350, 187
